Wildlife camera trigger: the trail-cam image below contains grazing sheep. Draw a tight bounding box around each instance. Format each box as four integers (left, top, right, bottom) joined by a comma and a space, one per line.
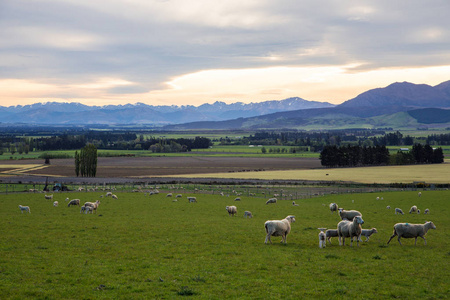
111, 194, 118, 199
44, 194, 53, 200
337, 215, 364, 247
338, 208, 362, 221
67, 199, 80, 207
387, 221, 436, 246
65, 197, 70, 202
318, 228, 327, 248
409, 205, 418, 214
395, 208, 404, 215
19, 205, 31, 213
81, 205, 93, 214
358, 228, 378, 242
166, 193, 173, 197
292, 201, 299, 206
106, 192, 113, 197
244, 211, 253, 218
424, 208, 430, 214
417, 209, 420, 214
53, 201, 58, 207
265, 198, 277, 205
83, 200, 100, 214
176, 194, 182, 198
188, 197, 197, 203
376, 197, 380, 200
226, 206, 237, 216
329, 203, 338, 213
234, 197, 241, 201
325, 229, 339, 244
418, 192, 422, 197
264, 215, 295, 244
386, 206, 391, 209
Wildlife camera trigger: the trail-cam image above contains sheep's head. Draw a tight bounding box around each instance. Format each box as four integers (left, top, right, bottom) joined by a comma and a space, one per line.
286, 216, 296, 223
427, 221, 436, 229
372, 228, 378, 233
355, 216, 364, 225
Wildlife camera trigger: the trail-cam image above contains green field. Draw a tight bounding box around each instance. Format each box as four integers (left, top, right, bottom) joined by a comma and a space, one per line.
0, 190, 448, 299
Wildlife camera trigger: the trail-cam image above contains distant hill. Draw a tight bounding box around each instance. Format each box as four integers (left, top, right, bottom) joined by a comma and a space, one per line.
340, 81, 450, 108
0, 97, 334, 125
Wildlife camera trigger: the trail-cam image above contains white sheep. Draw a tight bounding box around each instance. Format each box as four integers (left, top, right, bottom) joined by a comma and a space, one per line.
44, 194, 53, 200
292, 201, 299, 206
111, 194, 118, 199
166, 193, 173, 197
358, 228, 378, 242
53, 201, 58, 207
65, 197, 70, 202
234, 197, 241, 201
387, 221, 436, 246
19, 205, 31, 213
106, 192, 113, 197
386, 206, 391, 209
338, 208, 362, 221
395, 208, 404, 215
337, 215, 364, 246
264, 215, 295, 244
325, 229, 339, 244
409, 205, 418, 214
329, 203, 338, 213
424, 208, 430, 214
67, 199, 80, 207
318, 228, 327, 248
81, 205, 93, 214
226, 206, 237, 216
244, 211, 253, 218
188, 197, 197, 203
176, 194, 182, 198
83, 200, 100, 214
418, 192, 422, 197
265, 198, 277, 205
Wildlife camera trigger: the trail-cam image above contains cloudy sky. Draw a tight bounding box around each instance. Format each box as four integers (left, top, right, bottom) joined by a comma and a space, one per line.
1, 0, 449, 107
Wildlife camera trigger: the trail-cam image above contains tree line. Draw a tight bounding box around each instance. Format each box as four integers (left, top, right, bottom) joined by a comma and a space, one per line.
320, 144, 444, 167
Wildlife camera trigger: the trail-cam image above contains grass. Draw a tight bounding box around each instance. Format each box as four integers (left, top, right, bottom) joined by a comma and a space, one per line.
0, 190, 449, 299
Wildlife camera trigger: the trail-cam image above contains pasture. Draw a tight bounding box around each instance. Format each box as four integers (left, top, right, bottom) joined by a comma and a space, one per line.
0, 190, 448, 299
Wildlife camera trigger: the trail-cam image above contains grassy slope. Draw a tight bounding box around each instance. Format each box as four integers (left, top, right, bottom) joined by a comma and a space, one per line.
0, 190, 448, 299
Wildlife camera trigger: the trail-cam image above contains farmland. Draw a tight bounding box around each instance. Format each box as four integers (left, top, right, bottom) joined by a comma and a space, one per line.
0, 190, 448, 299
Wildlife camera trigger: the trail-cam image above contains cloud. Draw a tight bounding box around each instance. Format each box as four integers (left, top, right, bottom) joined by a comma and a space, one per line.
0, 0, 449, 107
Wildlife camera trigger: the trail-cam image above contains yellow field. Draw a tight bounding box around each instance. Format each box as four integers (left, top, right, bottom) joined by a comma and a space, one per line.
0, 164, 46, 176
163, 161, 450, 184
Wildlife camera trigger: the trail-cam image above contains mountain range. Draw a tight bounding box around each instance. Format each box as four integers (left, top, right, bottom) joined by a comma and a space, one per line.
1, 80, 449, 130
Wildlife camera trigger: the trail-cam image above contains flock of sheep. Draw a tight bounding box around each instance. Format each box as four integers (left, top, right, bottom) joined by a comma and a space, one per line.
18, 189, 436, 247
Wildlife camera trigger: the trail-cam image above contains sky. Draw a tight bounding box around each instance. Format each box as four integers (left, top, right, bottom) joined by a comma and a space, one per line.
1, 0, 449, 107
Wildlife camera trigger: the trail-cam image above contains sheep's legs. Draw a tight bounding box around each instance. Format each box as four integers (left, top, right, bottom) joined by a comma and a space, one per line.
387, 232, 397, 244
264, 235, 272, 244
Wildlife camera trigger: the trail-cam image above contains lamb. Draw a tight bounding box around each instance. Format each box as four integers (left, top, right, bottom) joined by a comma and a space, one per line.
111, 194, 118, 199
67, 199, 80, 207
418, 192, 422, 197
244, 211, 253, 218
424, 208, 430, 214
226, 205, 237, 216
386, 206, 391, 209
176, 194, 182, 198
264, 215, 295, 244
337, 215, 364, 246
329, 203, 338, 213
409, 205, 418, 214
338, 208, 362, 221
318, 228, 326, 248
81, 205, 93, 214
53, 201, 58, 207
234, 197, 241, 201
387, 221, 436, 246
106, 192, 113, 197
395, 208, 404, 215
19, 205, 31, 213
265, 198, 277, 205
358, 228, 378, 242
166, 193, 173, 197
65, 197, 70, 202
325, 229, 339, 244
292, 201, 299, 206
44, 194, 53, 200
188, 197, 197, 203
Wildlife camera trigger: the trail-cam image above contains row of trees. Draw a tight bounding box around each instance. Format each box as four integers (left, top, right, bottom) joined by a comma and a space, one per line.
75, 144, 97, 177
320, 144, 444, 167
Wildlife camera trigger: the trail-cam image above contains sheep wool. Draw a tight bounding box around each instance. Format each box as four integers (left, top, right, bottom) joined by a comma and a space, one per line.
264, 215, 295, 244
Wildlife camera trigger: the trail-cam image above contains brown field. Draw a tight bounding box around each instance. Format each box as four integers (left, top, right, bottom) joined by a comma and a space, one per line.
0, 156, 322, 178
